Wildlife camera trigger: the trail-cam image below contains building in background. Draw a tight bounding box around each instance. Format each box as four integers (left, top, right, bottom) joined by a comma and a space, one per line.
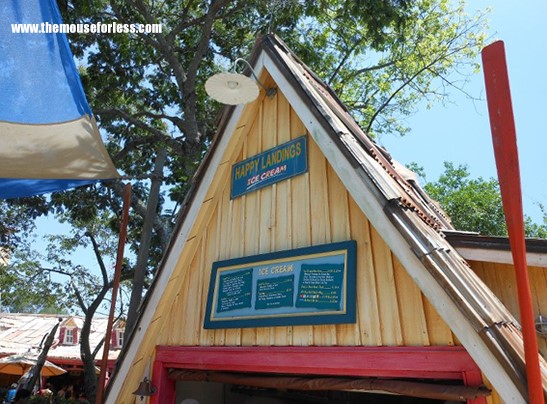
0, 313, 123, 388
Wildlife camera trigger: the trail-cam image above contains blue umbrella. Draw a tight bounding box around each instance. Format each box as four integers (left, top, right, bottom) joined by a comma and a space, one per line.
0, 0, 119, 199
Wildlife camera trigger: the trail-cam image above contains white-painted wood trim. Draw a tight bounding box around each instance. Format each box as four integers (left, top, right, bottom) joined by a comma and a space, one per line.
262, 51, 526, 403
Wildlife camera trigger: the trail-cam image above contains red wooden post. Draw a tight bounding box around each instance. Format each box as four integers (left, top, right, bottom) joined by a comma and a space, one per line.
482, 40, 544, 403
463, 369, 487, 404
95, 183, 132, 404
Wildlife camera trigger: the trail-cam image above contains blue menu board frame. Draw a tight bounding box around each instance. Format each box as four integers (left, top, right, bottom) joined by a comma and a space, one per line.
204, 240, 356, 329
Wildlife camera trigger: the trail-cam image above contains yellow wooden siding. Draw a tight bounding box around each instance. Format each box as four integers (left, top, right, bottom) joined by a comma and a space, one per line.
470, 260, 547, 357
114, 71, 461, 402
161, 82, 456, 348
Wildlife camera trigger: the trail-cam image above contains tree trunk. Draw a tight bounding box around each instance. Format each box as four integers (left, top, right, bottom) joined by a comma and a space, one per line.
24, 318, 62, 391
126, 147, 167, 335
81, 308, 99, 403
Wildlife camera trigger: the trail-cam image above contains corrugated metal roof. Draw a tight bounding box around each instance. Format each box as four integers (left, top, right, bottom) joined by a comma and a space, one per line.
258, 33, 547, 400
0, 313, 119, 361
444, 230, 547, 254
444, 230, 547, 267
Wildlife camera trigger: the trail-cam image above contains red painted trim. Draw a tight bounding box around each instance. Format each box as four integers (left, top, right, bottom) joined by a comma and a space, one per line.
151, 358, 175, 404
152, 346, 485, 403
463, 369, 488, 404
155, 345, 478, 380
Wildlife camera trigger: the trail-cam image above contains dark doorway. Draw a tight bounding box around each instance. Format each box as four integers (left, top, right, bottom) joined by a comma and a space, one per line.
176, 381, 453, 404
230, 385, 447, 403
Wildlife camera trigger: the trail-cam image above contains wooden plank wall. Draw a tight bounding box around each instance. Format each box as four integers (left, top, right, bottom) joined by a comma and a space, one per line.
113, 73, 463, 403
470, 260, 547, 356
151, 78, 456, 350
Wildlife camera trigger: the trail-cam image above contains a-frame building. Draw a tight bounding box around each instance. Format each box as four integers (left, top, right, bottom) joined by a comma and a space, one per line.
106, 34, 547, 404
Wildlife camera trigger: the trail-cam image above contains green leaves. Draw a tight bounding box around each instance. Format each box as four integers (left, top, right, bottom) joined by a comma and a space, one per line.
421, 162, 546, 238
282, 0, 488, 137
0, 250, 70, 314
424, 162, 507, 236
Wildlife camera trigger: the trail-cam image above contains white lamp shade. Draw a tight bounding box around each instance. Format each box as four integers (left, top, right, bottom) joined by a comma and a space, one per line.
205, 72, 260, 105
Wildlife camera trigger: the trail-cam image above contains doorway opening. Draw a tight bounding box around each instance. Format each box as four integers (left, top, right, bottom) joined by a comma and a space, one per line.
176, 380, 452, 403
153, 346, 488, 404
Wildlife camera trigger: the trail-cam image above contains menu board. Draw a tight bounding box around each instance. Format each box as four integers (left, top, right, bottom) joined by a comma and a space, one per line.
217, 269, 253, 313
255, 274, 294, 310
204, 241, 356, 329
296, 264, 344, 310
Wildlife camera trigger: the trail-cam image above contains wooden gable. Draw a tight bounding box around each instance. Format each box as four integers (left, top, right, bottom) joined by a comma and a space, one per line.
107, 35, 545, 403
149, 78, 455, 349
107, 71, 461, 403
60, 317, 77, 328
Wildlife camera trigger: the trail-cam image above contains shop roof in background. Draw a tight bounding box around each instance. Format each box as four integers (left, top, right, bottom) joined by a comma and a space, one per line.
0, 0, 119, 199
0, 313, 121, 363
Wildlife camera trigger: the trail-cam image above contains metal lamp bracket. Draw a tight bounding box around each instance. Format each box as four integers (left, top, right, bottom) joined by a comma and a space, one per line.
233, 58, 277, 97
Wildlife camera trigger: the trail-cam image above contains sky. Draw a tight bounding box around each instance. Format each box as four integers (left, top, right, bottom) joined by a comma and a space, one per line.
379, 0, 546, 224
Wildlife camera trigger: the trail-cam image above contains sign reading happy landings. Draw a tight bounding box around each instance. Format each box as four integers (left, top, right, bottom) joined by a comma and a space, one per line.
231, 136, 308, 199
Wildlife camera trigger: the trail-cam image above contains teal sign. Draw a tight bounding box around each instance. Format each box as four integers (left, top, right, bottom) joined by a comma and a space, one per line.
217, 268, 253, 313
296, 264, 344, 310
231, 136, 308, 199
204, 241, 356, 329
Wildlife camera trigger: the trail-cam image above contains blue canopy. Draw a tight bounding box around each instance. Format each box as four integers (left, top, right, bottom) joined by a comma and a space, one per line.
0, 0, 119, 199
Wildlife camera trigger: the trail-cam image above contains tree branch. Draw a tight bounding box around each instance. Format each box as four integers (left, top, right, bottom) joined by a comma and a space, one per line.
95, 108, 177, 139
182, 0, 233, 141
126, 147, 167, 334
94, 108, 189, 159
85, 232, 109, 286
70, 276, 89, 315
328, 37, 364, 85
364, 40, 469, 134
426, 66, 479, 100
128, 0, 188, 90
105, 181, 172, 249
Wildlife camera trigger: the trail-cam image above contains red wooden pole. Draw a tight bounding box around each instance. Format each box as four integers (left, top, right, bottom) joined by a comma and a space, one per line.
95, 183, 132, 404
481, 40, 544, 403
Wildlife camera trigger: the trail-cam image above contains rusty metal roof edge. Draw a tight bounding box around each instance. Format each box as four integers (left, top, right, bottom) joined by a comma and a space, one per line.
384, 204, 547, 398
444, 230, 547, 253
262, 35, 451, 233
262, 43, 396, 197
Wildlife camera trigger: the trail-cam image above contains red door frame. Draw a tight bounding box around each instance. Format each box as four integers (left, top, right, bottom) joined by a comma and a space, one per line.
150, 346, 486, 404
